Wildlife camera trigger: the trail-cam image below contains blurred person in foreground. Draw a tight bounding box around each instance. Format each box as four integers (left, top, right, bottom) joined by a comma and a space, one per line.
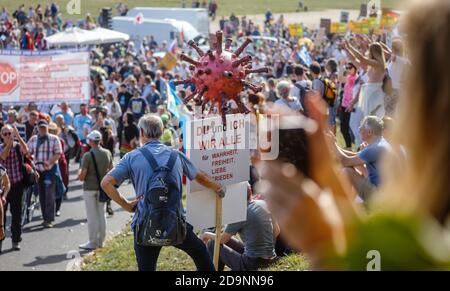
256, 0, 450, 270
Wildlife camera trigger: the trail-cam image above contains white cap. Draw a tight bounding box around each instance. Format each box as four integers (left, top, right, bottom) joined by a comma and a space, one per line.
87, 130, 102, 141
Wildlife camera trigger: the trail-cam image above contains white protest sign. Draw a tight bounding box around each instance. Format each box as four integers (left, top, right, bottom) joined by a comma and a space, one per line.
187, 114, 250, 193
186, 114, 250, 229
187, 182, 248, 230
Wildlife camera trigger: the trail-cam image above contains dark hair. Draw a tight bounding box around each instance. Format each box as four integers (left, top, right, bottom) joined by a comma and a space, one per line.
125, 112, 135, 124
277, 128, 310, 177
294, 65, 304, 77
326, 59, 338, 73
309, 62, 321, 75
347, 62, 357, 71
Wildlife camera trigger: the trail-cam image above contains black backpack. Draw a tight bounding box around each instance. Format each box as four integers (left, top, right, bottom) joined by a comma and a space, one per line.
134, 147, 187, 246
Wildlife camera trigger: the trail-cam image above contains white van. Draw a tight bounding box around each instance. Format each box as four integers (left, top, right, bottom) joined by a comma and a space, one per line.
127, 7, 210, 36
112, 16, 205, 48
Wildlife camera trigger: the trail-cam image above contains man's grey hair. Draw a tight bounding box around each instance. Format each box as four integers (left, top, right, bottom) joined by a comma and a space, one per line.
276, 80, 291, 98
361, 116, 384, 136
138, 114, 164, 139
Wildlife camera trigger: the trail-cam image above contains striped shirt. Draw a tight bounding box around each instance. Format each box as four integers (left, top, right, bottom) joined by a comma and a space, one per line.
27, 134, 62, 172
0, 142, 23, 184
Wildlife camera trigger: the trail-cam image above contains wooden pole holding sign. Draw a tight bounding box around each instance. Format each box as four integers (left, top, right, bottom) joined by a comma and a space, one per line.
213, 195, 223, 271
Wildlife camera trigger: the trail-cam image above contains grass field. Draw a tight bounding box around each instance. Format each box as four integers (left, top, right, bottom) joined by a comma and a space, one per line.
1, 0, 401, 20
81, 227, 310, 271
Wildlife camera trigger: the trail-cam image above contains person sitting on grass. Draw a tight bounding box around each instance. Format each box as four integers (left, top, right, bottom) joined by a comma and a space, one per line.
334, 116, 392, 201
202, 184, 279, 271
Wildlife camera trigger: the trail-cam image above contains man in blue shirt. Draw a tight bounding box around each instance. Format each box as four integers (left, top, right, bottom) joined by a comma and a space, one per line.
52, 102, 74, 126
335, 116, 392, 200
101, 114, 225, 271
73, 103, 92, 144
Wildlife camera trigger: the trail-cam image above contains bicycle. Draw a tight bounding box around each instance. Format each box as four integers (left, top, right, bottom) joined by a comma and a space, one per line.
21, 184, 39, 227
20, 161, 42, 227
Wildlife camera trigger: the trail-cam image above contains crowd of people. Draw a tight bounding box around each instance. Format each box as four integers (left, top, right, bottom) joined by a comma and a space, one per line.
1, 0, 449, 271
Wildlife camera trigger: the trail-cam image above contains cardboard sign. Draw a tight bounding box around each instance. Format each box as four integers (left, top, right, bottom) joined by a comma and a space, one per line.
359, 4, 368, 18
340, 11, 350, 23
330, 23, 347, 34
158, 52, 178, 71
349, 20, 370, 35
314, 27, 326, 48
186, 114, 251, 229
288, 24, 304, 37
320, 18, 331, 34
187, 181, 248, 230
381, 15, 398, 29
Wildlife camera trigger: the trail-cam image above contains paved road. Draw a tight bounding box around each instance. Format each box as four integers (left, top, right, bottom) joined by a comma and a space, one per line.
0, 160, 135, 271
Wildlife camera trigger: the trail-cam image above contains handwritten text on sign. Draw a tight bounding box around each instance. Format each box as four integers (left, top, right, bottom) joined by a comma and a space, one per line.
187, 114, 250, 193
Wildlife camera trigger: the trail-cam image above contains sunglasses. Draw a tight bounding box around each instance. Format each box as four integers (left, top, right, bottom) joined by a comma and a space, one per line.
2, 132, 12, 136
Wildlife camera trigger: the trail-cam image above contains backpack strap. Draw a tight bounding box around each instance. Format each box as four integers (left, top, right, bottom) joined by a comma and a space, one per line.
166, 150, 178, 169
138, 147, 159, 170
90, 151, 102, 186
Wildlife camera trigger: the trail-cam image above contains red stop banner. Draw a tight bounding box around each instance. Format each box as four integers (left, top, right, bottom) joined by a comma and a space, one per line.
0, 63, 19, 94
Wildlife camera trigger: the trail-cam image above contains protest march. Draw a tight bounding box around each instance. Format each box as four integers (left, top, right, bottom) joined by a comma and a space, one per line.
0, 0, 449, 277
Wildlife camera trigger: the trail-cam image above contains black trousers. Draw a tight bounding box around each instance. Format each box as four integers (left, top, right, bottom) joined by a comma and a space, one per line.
3, 182, 24, 243
133, 224, 215, 271
339, 107, 353, 148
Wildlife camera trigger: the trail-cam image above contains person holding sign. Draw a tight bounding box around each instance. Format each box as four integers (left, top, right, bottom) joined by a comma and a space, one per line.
101, 114, 225, 271
202, 184, 279, 271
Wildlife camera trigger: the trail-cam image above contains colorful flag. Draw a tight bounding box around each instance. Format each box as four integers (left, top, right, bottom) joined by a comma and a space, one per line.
180, 25, 185, 44
167, 81, 184, 118
298, 46, 313, 67
168, 39, 178, 55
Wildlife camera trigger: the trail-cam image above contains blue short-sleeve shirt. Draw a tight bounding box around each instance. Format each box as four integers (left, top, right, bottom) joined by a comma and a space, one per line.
108, 140, 198, 227
358, 137, 392, 186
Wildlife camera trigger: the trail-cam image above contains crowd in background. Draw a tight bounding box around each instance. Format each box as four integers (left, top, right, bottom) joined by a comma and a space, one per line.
0, 1, 421, 271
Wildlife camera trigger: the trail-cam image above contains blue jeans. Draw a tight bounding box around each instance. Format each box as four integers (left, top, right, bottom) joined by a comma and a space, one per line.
133, 224, 214, 271
328, 105, 337, 126
38, 168, 57, 223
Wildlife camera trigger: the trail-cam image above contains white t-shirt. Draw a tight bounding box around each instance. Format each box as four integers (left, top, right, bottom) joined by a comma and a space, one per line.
104, 80, 120, 96
289, 80, 311, 100
274, 97, 303, 113
388, 56, 409, 90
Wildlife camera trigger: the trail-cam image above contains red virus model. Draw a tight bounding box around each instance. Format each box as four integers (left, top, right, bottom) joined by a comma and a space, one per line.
173, 30, 269, 115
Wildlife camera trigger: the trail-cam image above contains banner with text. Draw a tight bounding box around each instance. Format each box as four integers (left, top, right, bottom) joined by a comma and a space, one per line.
0, 49, 90, 104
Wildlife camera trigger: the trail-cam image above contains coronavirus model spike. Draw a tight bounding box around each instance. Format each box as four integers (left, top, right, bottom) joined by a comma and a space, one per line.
245, 67, 270, 75
188, 40, 205, 57
178, 31, 266, 116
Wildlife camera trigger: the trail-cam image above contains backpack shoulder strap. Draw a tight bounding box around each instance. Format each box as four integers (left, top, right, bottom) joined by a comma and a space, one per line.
138, 146, 159, 170
89, 151, 101, 185
166, 150, 178, 169
294, 82, 303, 90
